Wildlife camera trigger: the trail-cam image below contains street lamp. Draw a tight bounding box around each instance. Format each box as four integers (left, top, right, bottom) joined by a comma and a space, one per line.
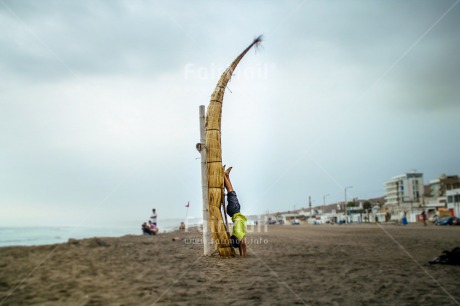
323, 194, 330, 206
344, 186, 353, 221
323, 194, 329, 214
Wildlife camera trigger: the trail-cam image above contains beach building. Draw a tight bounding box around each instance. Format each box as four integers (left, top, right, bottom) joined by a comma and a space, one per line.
385, 172, 424, 221
446, 188, 460, 217
319, 211, 337, 223
425, 174, 460, 206
276, 213, 299, 224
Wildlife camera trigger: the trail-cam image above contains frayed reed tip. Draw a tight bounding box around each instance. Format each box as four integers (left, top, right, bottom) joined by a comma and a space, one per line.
254, 34, 263, 46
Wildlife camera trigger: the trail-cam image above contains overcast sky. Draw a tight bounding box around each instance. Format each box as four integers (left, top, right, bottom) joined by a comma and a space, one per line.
1, 0, 459, 227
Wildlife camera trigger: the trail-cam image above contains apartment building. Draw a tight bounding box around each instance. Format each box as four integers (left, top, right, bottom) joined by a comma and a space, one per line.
446, 188, 460, 217
424, 174, 460, 208
385, 173, 424, 210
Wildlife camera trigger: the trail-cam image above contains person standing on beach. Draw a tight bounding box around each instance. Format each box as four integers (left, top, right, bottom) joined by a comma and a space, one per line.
150, 208, 157, 226
421, 210, 427, 226
224, 166, 247, 257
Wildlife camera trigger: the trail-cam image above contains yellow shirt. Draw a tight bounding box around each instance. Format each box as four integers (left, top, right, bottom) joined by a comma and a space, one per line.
232, 212, 247, 240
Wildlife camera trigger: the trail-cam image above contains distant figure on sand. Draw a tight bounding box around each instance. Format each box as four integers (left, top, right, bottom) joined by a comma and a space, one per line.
150, 208, 157, 226
179, 222, 186, 230
224, 166, 247, 257
402, 211, 408, 225
149, 220, 158, 235
142, 222, 148, 235
148, 220, 159, 234
142, 221, 158, 235
421, 210, 427, 226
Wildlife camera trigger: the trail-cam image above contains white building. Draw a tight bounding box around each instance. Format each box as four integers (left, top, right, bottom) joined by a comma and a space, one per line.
385, 172, 424, 216
446, 188, 460, 217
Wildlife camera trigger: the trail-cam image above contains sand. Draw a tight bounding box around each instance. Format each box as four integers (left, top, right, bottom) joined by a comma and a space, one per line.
0, 223, 459, 305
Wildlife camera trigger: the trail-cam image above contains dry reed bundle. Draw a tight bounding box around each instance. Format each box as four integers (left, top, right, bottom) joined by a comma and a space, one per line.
206, 36, 262, 256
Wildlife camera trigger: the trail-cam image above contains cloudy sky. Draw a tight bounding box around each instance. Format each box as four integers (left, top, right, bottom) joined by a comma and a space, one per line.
1, 0, 459, 227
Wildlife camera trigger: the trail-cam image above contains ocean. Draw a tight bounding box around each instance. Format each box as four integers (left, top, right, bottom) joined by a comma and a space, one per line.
0, 218, 203, 248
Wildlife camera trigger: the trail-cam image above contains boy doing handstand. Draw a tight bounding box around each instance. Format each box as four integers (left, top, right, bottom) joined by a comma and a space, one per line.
224, 166, 247, 257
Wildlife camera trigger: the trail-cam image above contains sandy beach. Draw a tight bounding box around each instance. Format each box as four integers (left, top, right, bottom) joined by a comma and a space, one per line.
0, 224, 459, 305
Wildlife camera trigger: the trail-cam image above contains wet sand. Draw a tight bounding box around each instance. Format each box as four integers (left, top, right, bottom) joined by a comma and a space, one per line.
0, 224, 459, 305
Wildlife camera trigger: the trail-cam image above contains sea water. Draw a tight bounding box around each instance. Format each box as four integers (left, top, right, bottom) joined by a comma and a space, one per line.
0, 218, 202, 247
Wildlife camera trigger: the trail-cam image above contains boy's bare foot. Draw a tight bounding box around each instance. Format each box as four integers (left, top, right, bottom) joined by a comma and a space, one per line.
224, 166, 233, 178
223, 165, 234, 192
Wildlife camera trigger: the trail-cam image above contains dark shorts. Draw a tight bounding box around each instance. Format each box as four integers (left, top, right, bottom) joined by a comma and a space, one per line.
226, 191, 241, 217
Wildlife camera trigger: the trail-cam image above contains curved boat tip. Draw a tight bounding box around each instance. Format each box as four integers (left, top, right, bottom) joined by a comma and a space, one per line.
253, 34, 263, 46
